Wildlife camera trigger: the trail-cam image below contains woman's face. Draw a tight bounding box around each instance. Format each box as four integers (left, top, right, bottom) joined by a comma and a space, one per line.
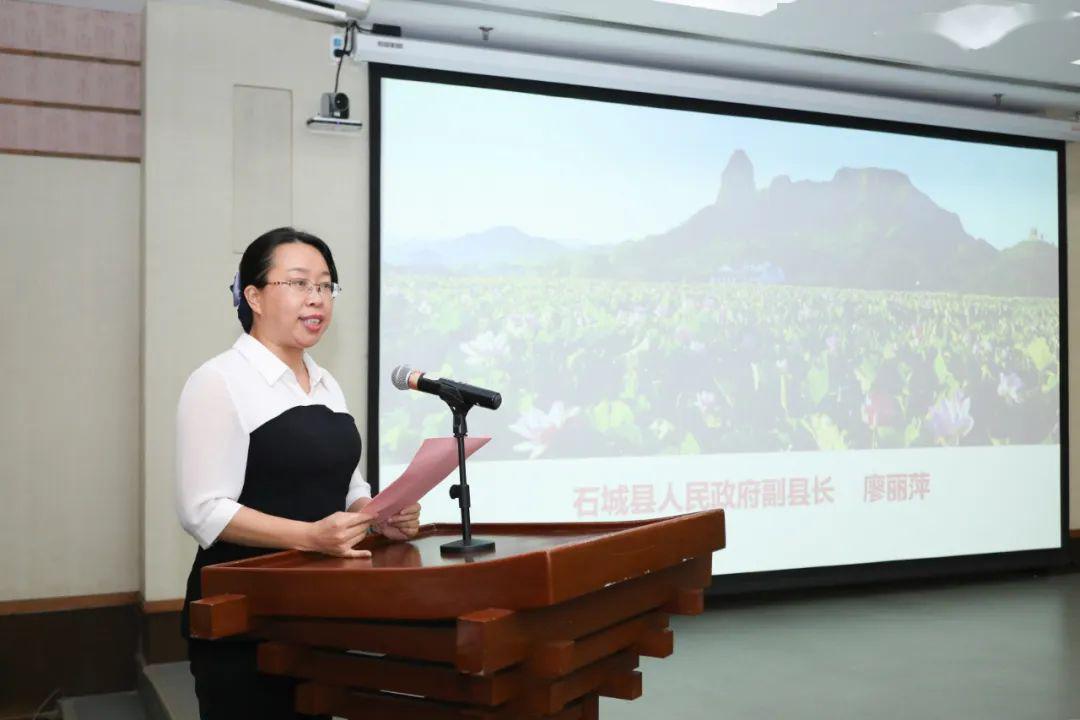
245, 242, 334, 350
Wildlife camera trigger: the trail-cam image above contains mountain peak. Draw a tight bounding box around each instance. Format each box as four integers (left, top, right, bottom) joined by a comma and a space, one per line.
718, 149, 756, 204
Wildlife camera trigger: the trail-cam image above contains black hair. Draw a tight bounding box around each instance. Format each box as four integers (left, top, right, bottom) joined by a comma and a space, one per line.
235, 227, 338, 333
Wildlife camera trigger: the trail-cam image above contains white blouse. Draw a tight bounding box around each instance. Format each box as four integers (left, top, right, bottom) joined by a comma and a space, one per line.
175, 333, 371, 549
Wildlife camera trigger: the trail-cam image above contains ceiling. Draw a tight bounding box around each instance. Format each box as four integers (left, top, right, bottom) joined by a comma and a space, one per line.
26, 0, 1080, 118
362, 0, 1080, 119
482, 0, 1080, 88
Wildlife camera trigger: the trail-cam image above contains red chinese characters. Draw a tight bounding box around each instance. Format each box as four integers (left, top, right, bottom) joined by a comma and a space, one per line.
572, 475, 837, 519
864, 472, 931, 503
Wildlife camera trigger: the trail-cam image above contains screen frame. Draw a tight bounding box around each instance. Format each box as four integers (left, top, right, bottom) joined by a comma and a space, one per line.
366, 61, 1070, 593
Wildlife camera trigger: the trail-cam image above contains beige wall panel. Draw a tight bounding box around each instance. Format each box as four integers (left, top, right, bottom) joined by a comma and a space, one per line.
0, 54, 142, 110
232, 85, 293, 254
0, 0, 143, 61
0, 153, 141, 601
0, 104, 142, 159
143, 0, 367, 601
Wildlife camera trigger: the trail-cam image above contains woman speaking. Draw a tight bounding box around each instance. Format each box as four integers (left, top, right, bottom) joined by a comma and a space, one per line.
175, 227, 421, 719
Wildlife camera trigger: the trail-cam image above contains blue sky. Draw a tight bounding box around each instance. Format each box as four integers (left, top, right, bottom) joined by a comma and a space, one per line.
381, 79, 1060, 250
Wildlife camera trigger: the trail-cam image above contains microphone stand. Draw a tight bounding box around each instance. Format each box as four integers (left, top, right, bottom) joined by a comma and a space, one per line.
438, 385, 496, 556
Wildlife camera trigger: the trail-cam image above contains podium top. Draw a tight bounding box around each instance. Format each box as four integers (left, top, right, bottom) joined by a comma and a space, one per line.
199, 511, 724, 621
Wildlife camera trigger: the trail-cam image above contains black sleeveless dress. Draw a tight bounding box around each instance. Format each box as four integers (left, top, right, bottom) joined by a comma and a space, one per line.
182, 404, 361, 720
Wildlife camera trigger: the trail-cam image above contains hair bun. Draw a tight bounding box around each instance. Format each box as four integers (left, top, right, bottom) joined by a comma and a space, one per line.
231, 271, 242, 308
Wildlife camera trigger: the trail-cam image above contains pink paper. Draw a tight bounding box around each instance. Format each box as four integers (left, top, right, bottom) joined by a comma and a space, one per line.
365, 436, 491, 524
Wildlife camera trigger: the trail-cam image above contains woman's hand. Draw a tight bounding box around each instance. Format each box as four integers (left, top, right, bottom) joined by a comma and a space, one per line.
305, 510, 375, 558
379, 503, 421, 541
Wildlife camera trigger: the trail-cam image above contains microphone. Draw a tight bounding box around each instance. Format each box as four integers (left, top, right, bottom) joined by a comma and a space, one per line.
391, 365, 502, 410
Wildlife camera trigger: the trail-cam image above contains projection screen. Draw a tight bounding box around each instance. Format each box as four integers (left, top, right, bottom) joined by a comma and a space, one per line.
368, 62, 1067, 583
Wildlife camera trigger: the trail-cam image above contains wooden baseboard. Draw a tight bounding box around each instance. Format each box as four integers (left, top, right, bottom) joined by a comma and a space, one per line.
141, 597, 185, 614
1070, 529, 1080, 539
0, 591, 190, 714
0, 591, 139, 616
137, 595, 188, 663
0, 603, 139, 718
0, 592, 187, 617
142, 608, 188, 665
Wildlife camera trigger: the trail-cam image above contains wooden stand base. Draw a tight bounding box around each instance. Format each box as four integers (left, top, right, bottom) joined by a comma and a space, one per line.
190, 514, 725, 719
254, 558, 707, 718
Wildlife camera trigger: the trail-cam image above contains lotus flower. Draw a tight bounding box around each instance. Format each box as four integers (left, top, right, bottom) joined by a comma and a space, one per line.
460, 331, 509, 367
997, 372, 1023, 405
861, 390, 898, 429
928, 392, 974, 443
649, 418, 675, 441
692, 390, 717, 413
509, 402, 580, 459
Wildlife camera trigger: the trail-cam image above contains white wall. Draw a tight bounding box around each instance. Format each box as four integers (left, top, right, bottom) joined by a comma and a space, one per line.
0, 154, 141, 601
142, 0, 369, 601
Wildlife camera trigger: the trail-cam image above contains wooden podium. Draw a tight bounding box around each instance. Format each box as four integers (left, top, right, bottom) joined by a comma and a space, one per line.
190, 510, 725, 719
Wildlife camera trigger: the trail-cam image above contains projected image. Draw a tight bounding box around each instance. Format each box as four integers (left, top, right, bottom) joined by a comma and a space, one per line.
378, 80, 1060, 466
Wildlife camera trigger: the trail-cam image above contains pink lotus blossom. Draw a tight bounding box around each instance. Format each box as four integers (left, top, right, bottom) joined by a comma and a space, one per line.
928, 392, 974, 443
509, 402, 580, 459
861, 391, 898, 429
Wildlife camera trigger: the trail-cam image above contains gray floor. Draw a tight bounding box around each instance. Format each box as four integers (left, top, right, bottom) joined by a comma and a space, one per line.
605, 570, 1080, 720
59, 691, 146, 720
141, 662, 198, 720
61, 570, 1080, 720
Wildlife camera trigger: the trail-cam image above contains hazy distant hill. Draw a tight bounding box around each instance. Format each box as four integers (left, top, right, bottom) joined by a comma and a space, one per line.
387, 152, 1057, 296
983, 238, 1060, 297
384, 226, 573, 274
602, 150, 1056, 296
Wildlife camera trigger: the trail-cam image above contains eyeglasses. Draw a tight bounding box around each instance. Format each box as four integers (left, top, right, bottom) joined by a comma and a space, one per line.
266, 279, 342, 300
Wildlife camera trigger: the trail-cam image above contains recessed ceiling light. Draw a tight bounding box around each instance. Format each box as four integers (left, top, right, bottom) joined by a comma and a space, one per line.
651, 0, 798, 17
1072, 58, 1080, 65
930, 3, 1037, 50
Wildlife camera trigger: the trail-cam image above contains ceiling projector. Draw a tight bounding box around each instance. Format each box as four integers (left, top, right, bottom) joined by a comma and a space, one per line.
235, 0, 370, 23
